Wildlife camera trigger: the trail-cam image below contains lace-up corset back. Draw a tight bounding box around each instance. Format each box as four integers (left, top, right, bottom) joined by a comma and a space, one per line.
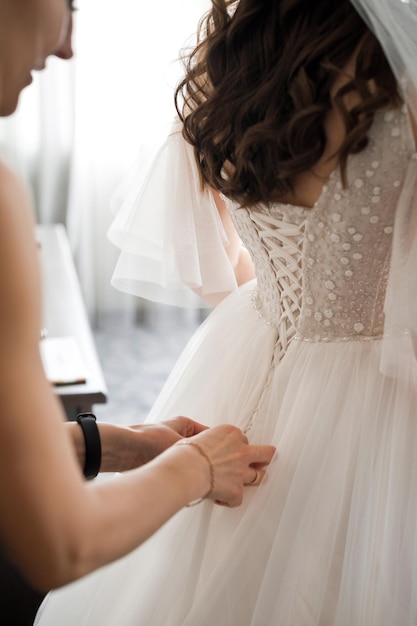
226, 107, 416, 346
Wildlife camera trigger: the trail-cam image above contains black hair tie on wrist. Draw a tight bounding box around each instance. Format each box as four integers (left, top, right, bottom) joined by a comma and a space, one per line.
76, 413, 101, 480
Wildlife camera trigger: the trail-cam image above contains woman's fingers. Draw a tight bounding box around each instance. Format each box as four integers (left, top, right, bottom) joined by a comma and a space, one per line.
247, 444, 277, 466
188, 424, 277, 507
161, 416, 209, 437
243, 437, 277, 490
242, 444, 276, 487
246, 467, 264, 486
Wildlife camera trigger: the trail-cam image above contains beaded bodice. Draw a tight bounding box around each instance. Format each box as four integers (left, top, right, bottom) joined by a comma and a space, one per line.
225, 106, 416, 348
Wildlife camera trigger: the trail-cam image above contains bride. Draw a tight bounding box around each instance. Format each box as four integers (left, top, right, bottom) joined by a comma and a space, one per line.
36, 0, 417, 624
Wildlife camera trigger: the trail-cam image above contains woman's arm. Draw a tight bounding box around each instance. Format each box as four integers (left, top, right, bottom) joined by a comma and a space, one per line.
66, 416, 209, 473
0, 161, 275, 591
211, 189, 256, 288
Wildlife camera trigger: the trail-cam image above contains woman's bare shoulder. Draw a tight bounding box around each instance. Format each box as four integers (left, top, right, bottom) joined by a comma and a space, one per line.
0, 159, 40, 330
0, 159, 36, 248
0, 158, 33, 214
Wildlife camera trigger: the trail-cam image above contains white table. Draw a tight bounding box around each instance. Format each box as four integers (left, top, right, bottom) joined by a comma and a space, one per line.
36, 224, 107, 419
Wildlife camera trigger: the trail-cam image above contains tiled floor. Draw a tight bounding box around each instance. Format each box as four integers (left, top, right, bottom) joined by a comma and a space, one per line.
93, 307, 205, 425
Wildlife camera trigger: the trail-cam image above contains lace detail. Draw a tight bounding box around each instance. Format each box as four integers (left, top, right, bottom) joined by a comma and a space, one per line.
226, 106, 416, 356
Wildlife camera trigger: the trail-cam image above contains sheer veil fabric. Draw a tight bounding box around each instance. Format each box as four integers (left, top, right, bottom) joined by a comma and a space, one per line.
350, 0, 417, 377
350, 0, 417, 117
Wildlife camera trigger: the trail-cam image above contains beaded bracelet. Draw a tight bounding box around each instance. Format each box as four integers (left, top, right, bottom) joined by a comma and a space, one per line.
176, 440, 215, 506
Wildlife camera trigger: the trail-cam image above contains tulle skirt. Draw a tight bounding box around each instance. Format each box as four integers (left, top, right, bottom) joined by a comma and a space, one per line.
36, 280, 417, 625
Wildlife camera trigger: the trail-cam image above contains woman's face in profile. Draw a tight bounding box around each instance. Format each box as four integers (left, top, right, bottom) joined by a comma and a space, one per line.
0, 0, 72, 116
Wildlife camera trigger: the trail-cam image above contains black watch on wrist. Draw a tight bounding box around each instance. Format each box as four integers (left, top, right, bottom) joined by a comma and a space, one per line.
76, 413, 102, 480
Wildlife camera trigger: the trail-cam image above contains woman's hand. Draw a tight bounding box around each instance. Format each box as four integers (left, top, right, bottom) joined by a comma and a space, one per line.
68, 418, 276, 507
119, 417, 209, 469
176, 424, 276, 507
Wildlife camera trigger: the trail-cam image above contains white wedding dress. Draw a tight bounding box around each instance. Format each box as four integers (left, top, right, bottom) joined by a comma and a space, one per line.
36, 105, 417, 625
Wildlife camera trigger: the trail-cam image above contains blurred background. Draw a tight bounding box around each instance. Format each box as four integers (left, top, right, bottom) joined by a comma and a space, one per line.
0, 0, 211, 423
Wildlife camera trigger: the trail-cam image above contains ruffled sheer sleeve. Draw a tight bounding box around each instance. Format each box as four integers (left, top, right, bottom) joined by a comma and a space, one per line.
107, 118, 239, 308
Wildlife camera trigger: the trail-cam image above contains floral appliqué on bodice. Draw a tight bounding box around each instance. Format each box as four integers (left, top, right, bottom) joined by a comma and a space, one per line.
225, 106, 417, 360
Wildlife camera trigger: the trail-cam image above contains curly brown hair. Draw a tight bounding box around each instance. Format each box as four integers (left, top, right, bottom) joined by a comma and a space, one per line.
175, 0, 400, 208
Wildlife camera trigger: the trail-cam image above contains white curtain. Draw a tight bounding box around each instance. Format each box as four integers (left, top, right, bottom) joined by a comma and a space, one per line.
0, 0, 210, 324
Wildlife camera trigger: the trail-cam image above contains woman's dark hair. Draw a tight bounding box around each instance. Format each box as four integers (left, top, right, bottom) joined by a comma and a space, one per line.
175, 0, 400, 208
